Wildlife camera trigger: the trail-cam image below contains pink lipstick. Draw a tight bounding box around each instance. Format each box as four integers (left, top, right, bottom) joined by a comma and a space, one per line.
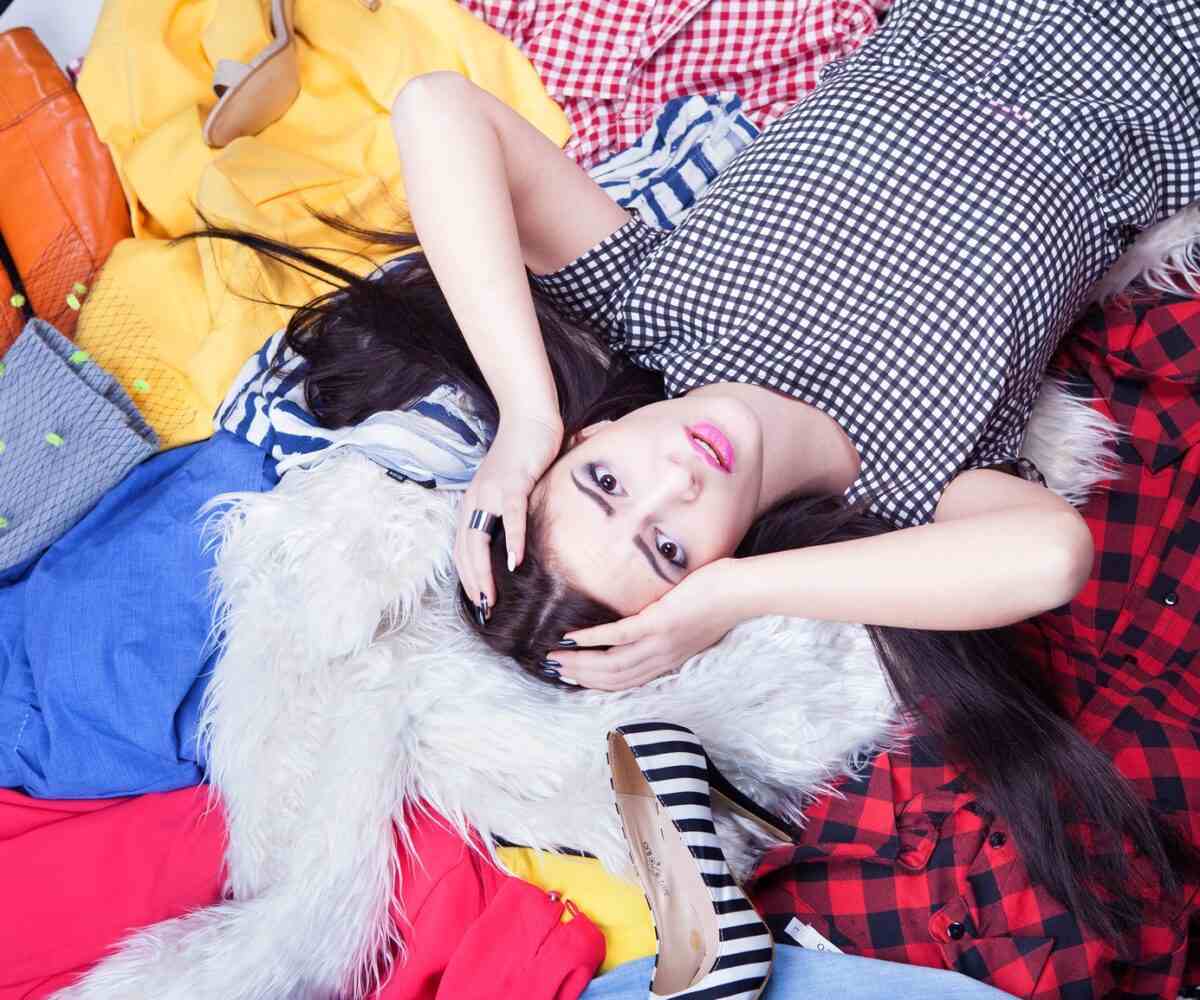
685, 422, 734, 474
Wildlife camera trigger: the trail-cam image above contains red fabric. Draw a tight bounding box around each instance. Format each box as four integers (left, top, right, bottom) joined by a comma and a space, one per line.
0, 790, 603, 1000
455, 0, 892, 169
380, 808, 605, 1000
748, 292, 1200, 999
0, 787, 227, 1000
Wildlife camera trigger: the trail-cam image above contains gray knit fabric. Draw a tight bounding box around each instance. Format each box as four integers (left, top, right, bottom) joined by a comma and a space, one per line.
0, 319, 158, 573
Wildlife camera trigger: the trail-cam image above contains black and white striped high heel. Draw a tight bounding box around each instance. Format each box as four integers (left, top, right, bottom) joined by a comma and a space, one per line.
607, 722, 799, 1000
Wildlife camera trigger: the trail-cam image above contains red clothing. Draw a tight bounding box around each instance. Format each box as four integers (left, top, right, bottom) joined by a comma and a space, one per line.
0, 787, 227, 999
456, 0, 891, 169
381, 810, 604, 1000
748, 293, 1200, 999
0, 788, 603, 1000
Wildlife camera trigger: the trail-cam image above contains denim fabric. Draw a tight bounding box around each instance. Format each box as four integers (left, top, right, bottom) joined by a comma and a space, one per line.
579, 947, 1016, 1000
0, 431, 277, 797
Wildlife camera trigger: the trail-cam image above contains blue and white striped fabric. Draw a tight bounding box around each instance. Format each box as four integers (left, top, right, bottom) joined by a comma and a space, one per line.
587, 93, 760, 231
214, 327, 493, 490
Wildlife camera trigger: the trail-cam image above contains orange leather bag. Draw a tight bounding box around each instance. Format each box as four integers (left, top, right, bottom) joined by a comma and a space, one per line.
0, 27, 129, 350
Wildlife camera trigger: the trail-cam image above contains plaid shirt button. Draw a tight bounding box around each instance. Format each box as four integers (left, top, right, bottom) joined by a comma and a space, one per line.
988, 832, 1007, 848
947, 921, 966, 940
1163, 591, 1179, 606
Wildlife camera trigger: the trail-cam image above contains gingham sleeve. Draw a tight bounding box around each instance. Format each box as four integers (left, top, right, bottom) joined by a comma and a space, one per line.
527, 207, 671, 351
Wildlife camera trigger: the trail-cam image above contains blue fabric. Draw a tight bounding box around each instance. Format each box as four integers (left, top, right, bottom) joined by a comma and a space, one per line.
0, 431, 277, 798
579, 947, 1016, 1000
587, 93, 760, 230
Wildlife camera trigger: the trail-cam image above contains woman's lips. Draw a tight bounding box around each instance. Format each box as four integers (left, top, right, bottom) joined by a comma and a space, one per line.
686, 422, 734, 474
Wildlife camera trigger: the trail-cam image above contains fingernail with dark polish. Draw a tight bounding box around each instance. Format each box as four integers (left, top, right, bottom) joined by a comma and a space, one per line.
475, 604, 485, 627
556, 637, 577, 648
539, 658, 561, 679
479, 593, 489, 620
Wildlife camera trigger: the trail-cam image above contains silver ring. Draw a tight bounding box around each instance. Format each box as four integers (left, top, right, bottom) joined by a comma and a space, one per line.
468, 509, 500, 537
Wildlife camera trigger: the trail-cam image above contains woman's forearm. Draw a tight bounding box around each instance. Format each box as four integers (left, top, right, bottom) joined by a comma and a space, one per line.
730, 507, 1092, 631
391, 76, 559, 422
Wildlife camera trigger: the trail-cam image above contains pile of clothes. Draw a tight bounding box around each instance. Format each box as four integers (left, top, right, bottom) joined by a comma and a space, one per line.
0, 1, 1197, 998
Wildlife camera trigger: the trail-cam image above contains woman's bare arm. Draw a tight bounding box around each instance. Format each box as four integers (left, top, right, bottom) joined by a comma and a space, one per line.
391, 71, 629, 419
726, 470, 1095, 631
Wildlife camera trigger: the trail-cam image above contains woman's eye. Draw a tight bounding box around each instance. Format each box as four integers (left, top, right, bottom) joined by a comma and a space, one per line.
656, 531, 687, 569
589, 463, 623, 495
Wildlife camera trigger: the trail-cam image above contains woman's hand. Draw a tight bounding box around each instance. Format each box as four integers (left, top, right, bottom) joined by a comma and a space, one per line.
550, 558, 747, 690
457, 409, 563, 622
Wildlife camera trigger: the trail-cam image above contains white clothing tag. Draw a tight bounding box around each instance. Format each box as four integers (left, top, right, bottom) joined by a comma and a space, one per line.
785, 917, 843, 954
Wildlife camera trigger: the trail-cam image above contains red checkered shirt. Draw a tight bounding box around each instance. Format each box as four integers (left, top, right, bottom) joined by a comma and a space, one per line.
455, 0, 891, 168
748, 292, 1200, 1000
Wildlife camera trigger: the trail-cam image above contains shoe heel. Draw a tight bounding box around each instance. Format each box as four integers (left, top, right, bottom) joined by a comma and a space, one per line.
607, 722, 774, 1000
705, 754, 799, 844
203, 0, 300, 148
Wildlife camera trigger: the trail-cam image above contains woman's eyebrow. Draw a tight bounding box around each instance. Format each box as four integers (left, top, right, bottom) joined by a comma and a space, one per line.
570, 471, 673, 584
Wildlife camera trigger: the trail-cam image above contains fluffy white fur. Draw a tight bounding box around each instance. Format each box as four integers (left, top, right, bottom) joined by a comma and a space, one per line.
54, 378, 1120, 1000
1091, 200, 1200, 303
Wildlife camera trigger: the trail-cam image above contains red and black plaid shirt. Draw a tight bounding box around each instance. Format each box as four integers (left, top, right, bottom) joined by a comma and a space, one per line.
748, 293, 1200, 1000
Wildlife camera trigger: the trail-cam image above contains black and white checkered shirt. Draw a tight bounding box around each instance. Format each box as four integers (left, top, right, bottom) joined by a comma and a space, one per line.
531, 0, 1200, 528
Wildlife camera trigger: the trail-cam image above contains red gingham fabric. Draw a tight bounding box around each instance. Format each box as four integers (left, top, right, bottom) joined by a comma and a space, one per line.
748, 292, 1200, 1000
455, 0, 892, 168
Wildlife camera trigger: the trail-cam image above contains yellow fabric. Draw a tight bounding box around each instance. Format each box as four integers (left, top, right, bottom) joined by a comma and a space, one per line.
497, 847, 656, 974
75, 0, 572, 447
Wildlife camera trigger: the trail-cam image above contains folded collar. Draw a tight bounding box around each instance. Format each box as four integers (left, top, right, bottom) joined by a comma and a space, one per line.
754, 742, 978, 879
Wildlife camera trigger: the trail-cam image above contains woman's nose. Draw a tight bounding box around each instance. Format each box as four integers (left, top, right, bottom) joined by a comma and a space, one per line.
664, 452, 702, 502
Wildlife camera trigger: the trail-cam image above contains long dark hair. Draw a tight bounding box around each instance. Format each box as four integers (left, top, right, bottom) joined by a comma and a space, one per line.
179, 214, 1196, 951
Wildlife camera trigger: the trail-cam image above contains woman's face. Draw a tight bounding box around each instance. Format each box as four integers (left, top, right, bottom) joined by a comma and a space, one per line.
530, 393, 766, 616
